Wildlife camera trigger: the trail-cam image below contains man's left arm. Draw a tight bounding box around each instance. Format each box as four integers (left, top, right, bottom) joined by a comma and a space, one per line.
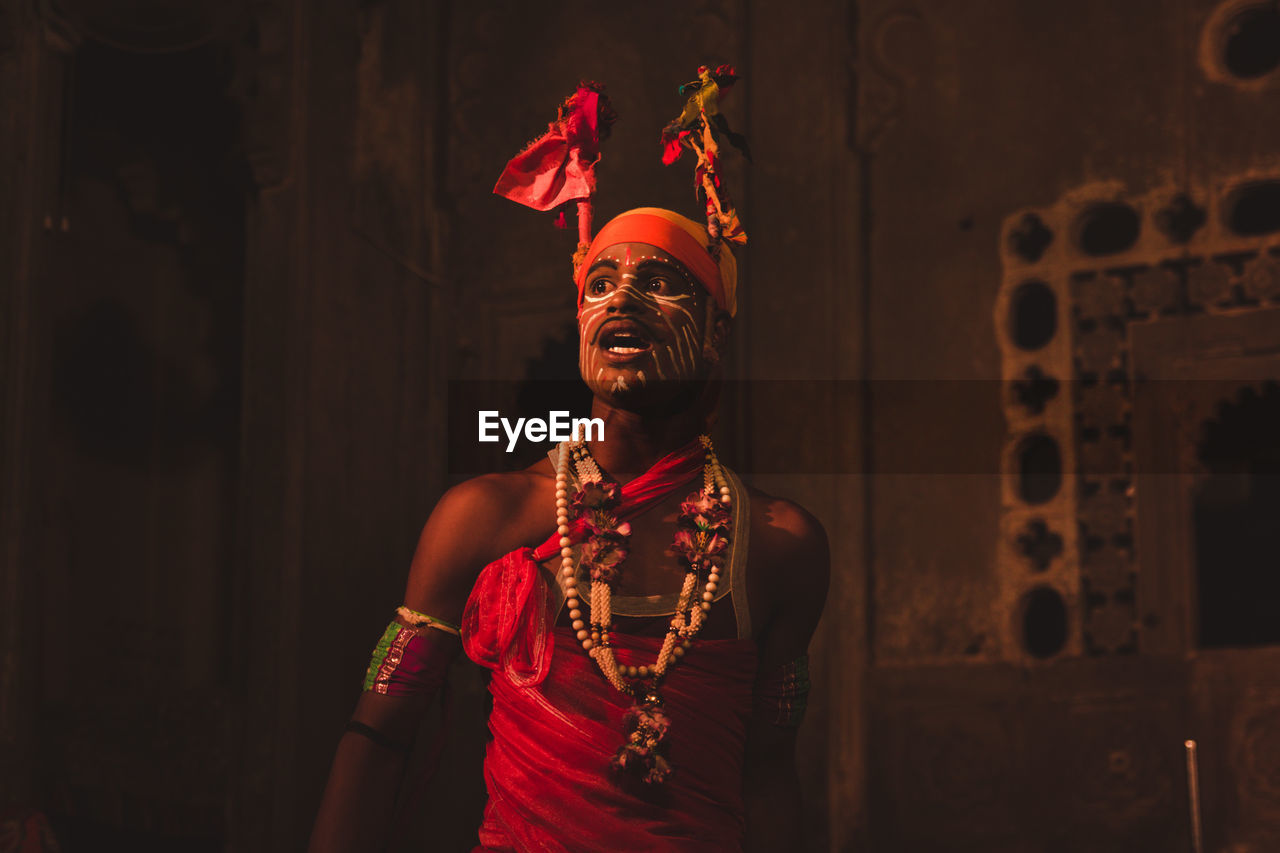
742, 500, 830, 851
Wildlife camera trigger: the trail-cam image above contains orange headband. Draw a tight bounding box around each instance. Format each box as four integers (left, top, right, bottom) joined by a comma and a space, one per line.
575, 208, 737, 316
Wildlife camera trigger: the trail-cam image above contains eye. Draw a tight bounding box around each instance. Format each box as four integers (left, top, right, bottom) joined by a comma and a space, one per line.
589, 277, 613, 296
645, 276, 671, 294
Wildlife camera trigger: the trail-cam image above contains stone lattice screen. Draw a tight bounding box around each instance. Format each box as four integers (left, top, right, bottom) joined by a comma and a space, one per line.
996, 177, 1280, 659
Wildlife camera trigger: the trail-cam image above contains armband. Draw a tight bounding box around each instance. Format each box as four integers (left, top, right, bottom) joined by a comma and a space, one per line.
344, 720, 412, 755
362, 610, 459, 696
753, 653, 811, 728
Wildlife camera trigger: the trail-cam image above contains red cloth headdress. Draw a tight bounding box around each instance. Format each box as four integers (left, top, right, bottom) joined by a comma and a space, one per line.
493, 81, 618, 271
492, 70, 749, 311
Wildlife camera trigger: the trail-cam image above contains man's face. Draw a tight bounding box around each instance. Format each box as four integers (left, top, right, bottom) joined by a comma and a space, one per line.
577, 241, 719, 409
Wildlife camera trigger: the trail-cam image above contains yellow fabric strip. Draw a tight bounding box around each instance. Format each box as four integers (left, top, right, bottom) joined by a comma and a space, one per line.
396, 605, 460, 637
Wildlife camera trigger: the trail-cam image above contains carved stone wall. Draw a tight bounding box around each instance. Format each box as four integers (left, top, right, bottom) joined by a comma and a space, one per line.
863, 0, 1280, 849
998, 178, 1280, 662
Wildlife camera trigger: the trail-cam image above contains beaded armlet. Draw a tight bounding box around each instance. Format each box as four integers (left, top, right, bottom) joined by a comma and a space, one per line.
754, 654, 811, 727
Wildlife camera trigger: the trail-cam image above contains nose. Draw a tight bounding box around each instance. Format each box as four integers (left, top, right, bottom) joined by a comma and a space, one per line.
606, 280, 642, 313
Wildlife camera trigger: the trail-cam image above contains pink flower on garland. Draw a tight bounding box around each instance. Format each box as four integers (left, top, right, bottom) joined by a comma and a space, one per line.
581, 537, 629, 585
571, 480, 619, 516
671, 528, 700, 566
672, 514, 732, 570
703, 531, 730, 571
586, 516, 631, 539
679, 491, 731, 533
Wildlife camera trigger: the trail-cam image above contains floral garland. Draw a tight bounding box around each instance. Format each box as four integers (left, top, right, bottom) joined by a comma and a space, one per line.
555, 437, 732, 784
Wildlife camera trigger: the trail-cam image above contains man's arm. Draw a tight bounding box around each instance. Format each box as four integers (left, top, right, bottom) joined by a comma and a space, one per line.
308, 474, 530, 853
742, 497, 830, 853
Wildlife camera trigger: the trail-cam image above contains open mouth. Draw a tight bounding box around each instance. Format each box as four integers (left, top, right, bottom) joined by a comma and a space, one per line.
598, 321, 653, 356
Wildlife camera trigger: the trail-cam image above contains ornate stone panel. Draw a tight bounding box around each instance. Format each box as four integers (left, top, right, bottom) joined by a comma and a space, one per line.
998, 177, 1280, 660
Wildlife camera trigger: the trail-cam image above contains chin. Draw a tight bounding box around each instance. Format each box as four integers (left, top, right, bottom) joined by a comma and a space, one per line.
585, 368, 707, 417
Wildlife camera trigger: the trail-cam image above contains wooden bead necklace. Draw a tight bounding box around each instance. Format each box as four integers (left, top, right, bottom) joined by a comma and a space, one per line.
554, 436, 732, 784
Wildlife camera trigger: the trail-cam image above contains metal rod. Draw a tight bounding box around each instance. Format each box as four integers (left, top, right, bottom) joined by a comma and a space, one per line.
1185, 739, 1203, 853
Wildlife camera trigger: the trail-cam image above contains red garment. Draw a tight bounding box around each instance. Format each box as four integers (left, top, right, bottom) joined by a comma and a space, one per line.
461, 442, 757, 851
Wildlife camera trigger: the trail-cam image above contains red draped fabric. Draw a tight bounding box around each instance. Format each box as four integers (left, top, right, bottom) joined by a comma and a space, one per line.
492, 87, 606, 214
461, 440, 757, 851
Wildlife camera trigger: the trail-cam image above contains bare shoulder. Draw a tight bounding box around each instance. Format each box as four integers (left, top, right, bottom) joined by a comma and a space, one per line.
746, 485, 829, 572
429, 467, 543, 528
401, 458, 558, 622
743, 484, 829, 660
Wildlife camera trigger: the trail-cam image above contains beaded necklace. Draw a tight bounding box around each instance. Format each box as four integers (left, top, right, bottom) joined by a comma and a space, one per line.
554, 435, 732, 784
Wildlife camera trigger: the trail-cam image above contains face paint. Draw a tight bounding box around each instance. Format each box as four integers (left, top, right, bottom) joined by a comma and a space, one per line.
577, 241, 715, 406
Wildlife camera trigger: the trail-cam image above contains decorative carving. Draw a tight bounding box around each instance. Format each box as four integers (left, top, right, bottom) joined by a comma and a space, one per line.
1081, 550, 1132, 599
1084, 601, 1135, 654
1187, 258, 1235, 308
1010, 365, 1059, 415
1079, 493, 1132, 553
1008, 212, 1053, 263
1076, 384, 1128, 431
1076, 384, 1129, 479
1200, 0, 1280, 89
1009, 280, 1058, 350
1072, 273, 1125, 326
1078, 436, 1126, 478
1015, 518, 1063, 572
1004, 176, 1280, 663
1198, 381, 1280, 464
1130, 265, 1181, 316
1074, 202, 1141, 257
1153, 192, 1205, 244
1241, 252, 1280, 302
1075, 329, 1123, 379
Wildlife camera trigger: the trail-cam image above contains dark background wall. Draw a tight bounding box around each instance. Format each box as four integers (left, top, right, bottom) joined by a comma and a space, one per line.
1, 0, 1278, 851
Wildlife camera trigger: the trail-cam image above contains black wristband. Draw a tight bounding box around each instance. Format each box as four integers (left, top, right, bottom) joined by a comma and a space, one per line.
345, 720, 412, 756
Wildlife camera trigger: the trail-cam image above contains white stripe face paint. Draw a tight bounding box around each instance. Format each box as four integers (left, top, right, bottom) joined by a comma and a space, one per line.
576, 242, 718, 405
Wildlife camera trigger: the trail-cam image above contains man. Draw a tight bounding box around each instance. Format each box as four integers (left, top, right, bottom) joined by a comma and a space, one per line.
309, 208, 828, 851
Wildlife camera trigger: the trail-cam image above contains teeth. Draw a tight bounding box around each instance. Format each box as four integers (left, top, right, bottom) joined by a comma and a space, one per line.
609, 346, 645, 354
